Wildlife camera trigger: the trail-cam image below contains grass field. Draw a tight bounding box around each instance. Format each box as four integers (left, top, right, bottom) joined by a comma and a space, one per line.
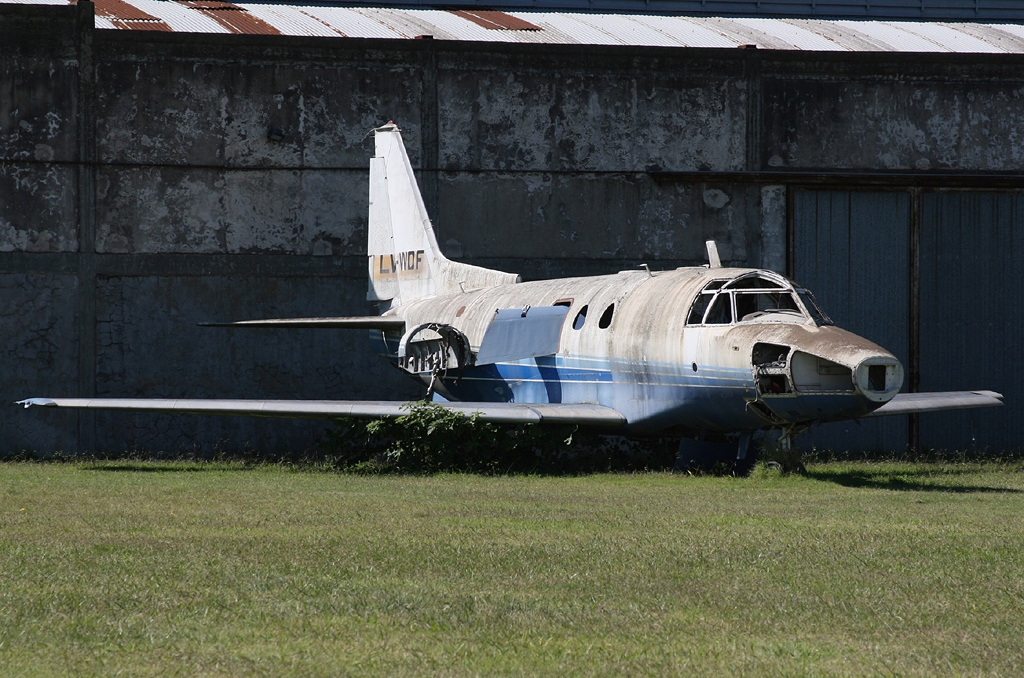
2, 460, 1023, 676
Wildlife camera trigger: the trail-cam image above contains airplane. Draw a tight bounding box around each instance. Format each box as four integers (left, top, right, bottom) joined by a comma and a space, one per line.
18, 123, 1003, 470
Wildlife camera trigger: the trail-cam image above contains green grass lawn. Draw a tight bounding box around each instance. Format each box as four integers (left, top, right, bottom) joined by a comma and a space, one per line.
2, 461, 1023, 676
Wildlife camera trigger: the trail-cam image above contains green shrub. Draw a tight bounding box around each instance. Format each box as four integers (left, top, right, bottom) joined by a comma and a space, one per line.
318, 402, 674, 475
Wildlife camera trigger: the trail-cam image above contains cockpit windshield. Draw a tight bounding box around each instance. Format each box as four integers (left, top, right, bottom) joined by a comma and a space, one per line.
796, 289, 833, 325
686, 273, 832, 326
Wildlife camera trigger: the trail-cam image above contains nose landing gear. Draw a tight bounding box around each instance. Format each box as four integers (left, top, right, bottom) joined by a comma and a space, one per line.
674, 431, 761, 475
764, 426, 808, 474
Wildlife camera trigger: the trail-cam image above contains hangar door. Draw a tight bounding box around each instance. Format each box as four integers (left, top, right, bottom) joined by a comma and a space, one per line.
792, 190, 910, 453
919, 192, 1021, 452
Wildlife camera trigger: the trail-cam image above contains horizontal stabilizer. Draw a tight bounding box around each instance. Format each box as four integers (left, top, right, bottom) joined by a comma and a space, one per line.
476, 306, 570, 365
17, 398, 625, 428
199, 316, 405, 331
864, 390, 1003, 417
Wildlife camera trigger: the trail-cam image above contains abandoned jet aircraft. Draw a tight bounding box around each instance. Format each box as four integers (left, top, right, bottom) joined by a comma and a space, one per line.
19, 124, 1002, 462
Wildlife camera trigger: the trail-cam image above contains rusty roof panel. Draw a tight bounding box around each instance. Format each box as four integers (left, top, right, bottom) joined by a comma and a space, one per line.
94, 0, 156, 20
93, 0, 174, 31
124, 0, 231, 33
398, 8, 560, 42
296, 7, 404, 39
62, 1, 1024, 51
177, 0, 281, 34
238, 5, 346, 37
108, 17, 174, 30
451, 10, 542, 31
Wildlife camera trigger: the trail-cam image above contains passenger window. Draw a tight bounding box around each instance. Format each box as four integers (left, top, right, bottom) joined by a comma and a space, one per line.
572, 305, 588, 330
554, 298, 573, 308
599, 304, 615, 329
705, 293, 732, 324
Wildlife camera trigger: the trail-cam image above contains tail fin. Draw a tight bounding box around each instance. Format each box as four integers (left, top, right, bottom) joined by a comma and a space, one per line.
367, 123, 519, 306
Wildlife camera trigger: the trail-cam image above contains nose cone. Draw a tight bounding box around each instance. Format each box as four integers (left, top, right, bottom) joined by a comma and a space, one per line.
739, 323, 905, 424
854, 358, 904, 403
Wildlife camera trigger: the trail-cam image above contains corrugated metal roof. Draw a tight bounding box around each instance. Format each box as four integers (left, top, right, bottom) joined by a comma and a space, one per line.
23, 1, 1024, 52
180, 0, 281, 34
284, 6, 402, 39
93, 0, 174, 30
240, 4, 346, 36
732, 18, 846, 51
895, 21, 1004, 52
127, 0, 232, 32
452, 10, 541, 31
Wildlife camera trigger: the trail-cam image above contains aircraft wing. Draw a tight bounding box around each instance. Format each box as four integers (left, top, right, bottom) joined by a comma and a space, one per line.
863, 390, 1003, 417
199, 316, 405, 330
16, 398, 626, 427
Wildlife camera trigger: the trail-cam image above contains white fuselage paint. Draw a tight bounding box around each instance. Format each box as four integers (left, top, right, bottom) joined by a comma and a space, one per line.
377, 266, 903, 436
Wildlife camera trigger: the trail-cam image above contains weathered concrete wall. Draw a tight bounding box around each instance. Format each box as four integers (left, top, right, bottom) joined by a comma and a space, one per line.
91, 274, 408, 452
0, 6, 81, 255
436, 174, 752, 262
3, 3, 1024, 453
763, 56, 1024, 171
436, 54, 747, 172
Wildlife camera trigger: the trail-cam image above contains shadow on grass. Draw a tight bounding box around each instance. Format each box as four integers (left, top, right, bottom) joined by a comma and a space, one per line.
81, 463, 258, 473
808, 469, 1022, 493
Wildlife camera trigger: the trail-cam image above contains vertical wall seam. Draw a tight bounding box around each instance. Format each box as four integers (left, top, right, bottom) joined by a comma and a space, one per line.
419, 40, 439, 234
785, 184, 795, 278
76, 0, 97, 453
908, 187, 921, 452
744, 48, 762, 173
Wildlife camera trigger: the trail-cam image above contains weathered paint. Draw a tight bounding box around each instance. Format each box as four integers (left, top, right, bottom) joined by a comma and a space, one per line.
16, 124, 1002, 451
438, 67, 747, 172
764, 74, 1024, 172
0, 2, 1020, 453
369, 126, 903, 436
387, 266, 901, 435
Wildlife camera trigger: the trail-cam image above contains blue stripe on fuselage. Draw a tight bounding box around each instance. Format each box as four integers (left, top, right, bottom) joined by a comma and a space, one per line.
428, 352, 758, 433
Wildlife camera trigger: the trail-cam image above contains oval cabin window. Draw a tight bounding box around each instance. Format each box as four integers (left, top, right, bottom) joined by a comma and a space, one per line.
573, 305, 588, 330
599, 304, 615, 329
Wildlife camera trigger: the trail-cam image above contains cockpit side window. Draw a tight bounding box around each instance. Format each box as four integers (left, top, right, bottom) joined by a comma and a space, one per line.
688, 273, 812, 325
735, 291, 801, 322
687, 293, 713, 325
686, 280, 728, 325
705, 292, 733, 324
797, 289, 833, 325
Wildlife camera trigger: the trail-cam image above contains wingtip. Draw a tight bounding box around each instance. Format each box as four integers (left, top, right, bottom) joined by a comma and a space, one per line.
17, 398, 56, 408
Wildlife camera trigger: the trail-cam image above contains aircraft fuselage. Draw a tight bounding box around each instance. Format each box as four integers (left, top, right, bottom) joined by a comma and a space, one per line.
378, 265, 903, 436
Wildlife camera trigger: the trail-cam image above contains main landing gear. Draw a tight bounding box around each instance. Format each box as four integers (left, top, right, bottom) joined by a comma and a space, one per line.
674, 426, 808, 475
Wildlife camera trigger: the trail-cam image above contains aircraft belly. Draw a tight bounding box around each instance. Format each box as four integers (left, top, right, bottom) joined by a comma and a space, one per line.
436, 355, 761, 434
759, 393, 876, 423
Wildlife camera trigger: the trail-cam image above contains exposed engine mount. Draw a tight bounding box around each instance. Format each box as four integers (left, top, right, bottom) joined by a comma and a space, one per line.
397, 323, 473, 379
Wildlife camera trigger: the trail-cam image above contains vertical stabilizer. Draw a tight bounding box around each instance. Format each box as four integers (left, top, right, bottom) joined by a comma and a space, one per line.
367, 124, 519, 306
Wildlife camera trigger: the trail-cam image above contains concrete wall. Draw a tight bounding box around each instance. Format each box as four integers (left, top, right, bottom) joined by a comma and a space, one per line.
2, 2, 1023, 453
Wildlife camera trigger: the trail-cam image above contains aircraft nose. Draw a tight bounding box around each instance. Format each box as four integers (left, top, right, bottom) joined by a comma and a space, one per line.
854, 358, 904, 403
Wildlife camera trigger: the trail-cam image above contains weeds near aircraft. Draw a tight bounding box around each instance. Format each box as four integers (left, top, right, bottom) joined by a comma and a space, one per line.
19, 124, 1002, 471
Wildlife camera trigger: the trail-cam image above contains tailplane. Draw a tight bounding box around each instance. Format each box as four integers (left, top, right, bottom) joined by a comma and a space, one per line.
367, 123, 519, 306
